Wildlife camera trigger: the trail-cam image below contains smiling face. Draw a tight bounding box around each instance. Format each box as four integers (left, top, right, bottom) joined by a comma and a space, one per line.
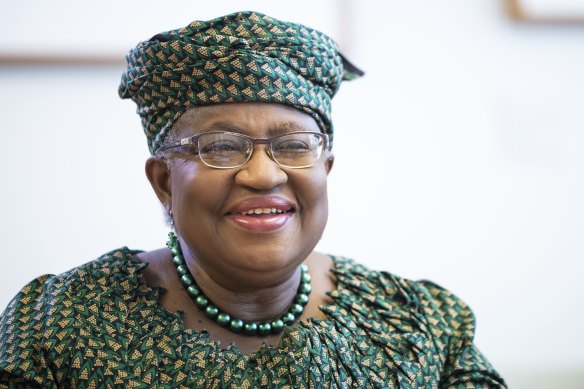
147, 103, 333, 290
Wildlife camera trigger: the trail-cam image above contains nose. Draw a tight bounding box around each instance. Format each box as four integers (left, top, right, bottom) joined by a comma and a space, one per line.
234, 145, 288, 190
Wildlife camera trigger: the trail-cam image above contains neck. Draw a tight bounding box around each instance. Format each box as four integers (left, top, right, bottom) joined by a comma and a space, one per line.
189, 262, 302, 321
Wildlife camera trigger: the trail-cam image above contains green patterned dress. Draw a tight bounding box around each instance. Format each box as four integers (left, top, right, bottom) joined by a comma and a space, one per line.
0, 248, 506, 388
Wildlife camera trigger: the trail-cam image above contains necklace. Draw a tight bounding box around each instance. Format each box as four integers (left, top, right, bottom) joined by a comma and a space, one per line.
167, 231, 312, 336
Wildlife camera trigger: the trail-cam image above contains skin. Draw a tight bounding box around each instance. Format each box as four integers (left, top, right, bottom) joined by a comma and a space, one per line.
138, 103, 336, 354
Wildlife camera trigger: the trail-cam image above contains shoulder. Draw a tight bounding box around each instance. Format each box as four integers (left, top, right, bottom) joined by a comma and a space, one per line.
0, 247, 148, 330
3, 247, 157, 331
0, 247, 149, 387
56, 246, 146, 292
413, 279, 476, 336
2, 247, 143, 311
0, 247, 152, 340
330, 255, 476, 338
324, 257, 507, 387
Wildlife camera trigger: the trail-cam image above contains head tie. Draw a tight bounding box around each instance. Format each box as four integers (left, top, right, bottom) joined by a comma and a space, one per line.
119, 11, 362, 154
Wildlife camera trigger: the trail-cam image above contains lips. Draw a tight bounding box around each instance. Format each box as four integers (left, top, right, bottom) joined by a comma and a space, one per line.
226, 196, 295, 232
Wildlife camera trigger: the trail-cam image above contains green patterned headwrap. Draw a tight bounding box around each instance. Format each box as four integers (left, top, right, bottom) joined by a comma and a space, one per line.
119, 11, 362, 154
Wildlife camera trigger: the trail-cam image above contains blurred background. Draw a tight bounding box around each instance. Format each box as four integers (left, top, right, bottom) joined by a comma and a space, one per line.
1, 0, 583, 387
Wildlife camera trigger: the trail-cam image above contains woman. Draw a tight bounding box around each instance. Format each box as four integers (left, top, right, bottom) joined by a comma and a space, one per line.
0, 11, 506, 388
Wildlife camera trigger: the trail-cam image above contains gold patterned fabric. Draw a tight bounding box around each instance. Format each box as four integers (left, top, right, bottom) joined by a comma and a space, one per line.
0, 248, 506, 388
119, 11, 361, 154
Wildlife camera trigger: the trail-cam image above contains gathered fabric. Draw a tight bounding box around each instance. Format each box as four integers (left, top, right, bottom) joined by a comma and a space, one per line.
0, 248, 506, 388
119, 11, 361, 154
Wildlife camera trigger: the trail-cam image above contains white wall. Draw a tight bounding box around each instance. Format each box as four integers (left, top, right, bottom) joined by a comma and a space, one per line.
1, 1, 583, 387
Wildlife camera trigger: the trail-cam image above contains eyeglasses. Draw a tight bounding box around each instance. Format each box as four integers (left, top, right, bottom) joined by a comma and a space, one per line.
156, 131, 330, 169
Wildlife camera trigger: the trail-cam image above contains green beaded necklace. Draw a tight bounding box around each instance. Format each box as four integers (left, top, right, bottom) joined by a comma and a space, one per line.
167, 232, 312, 336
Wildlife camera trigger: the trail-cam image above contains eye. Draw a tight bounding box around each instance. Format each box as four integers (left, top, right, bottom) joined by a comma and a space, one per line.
200, 140, 244, 154
198, 133, 249, 156
273, 136, 316, 154
171, 144, 199, 159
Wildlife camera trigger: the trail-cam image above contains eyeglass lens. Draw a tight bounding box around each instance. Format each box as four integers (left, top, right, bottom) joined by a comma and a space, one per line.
197, 133, 324, 168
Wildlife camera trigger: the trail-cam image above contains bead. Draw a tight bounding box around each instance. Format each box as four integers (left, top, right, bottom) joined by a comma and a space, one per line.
299, 282, 312, 294
282, 312, 295, 325
195, 295, 208, 308
205, 305, 219, 318
180, 274, 193, 286
176, 265, 188, 275
300, 264, 308, 272
295, 293, 309, 306
290, 304, 303, 316
244, 322, 258, 335
230, 319, 244, 332
301, 272, 311, 283
187, 285, 200, 296
270, 319, 284, 333
170, 246, 180, 255
217, 313, 231, 326
258, 322, 272, 335
172, 255, 184, 265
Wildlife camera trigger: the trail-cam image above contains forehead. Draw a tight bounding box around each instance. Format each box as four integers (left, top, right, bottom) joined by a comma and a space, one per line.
172, 103, 320, 138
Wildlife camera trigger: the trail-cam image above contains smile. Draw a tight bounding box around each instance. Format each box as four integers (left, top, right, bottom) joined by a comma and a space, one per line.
226, 197, 296, 232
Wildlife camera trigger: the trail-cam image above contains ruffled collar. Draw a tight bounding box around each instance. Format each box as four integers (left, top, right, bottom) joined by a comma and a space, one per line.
98, 247, 443, 387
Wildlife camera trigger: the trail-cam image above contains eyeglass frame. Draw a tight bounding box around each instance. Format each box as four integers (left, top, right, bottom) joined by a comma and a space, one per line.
155, 131, 332, 169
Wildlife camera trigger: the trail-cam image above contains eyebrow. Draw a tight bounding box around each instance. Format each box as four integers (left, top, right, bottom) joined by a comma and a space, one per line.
202, 122, 242, 133
199, 121, 311, 137
267, 122, 309, 136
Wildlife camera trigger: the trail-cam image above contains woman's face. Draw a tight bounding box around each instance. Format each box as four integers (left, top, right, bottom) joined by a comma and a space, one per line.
152, 103, 333, 289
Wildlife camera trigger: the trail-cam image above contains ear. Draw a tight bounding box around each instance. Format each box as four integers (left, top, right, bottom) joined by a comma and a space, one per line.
325, 153, 334, 174
145, 156, 172, 211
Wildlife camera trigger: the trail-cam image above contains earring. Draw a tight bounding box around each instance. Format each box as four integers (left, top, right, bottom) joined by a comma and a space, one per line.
169, 209, 175, 230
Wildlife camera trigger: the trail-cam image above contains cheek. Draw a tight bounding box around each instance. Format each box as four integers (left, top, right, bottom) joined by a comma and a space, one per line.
295, 167, 330, 226
170, 163, 230, 220
170, 164, 197, 212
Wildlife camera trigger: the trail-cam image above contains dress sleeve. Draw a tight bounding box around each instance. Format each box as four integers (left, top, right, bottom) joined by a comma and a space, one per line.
0, 276, 58, 389
418, 281, 507, 389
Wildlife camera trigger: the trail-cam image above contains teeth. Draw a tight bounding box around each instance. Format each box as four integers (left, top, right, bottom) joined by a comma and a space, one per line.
242, 208, 288, 215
